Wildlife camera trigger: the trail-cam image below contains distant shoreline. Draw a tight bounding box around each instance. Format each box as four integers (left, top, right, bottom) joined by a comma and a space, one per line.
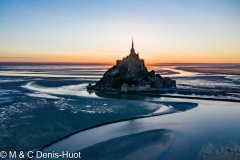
175, 66, 240, 75
0, 62, 239, 66
0, 62, 113, 65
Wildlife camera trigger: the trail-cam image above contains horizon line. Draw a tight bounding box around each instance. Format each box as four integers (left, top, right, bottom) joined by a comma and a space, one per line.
0, 62, 239, 65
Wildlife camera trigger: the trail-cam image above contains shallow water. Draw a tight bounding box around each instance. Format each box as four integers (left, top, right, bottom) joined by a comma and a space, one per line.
40, 99, 240, 160
0, 63, 239, 160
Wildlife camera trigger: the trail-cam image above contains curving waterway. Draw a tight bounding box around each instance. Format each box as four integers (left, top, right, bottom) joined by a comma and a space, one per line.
35, 99, 240, 160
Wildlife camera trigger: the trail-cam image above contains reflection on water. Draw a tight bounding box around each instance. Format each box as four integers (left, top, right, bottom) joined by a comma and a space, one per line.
95, 91, 157, 100
167, 67, 199, 77
0, 64, 109, 78
0, 71, 198, 155
0, 71, 102, 78
0, 63, 240, 160
22, 81, 100, 98
38, 100, 198, 159
148, 66, 199, 77
0, 65, 204, 78
78, 129, 173, 160
39, 100, 240, 160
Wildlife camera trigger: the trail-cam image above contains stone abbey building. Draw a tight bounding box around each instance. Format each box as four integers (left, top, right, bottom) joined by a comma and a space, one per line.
89, 38, 176, 91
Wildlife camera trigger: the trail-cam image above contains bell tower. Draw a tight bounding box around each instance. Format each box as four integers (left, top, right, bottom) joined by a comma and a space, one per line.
130, 37, 135, 54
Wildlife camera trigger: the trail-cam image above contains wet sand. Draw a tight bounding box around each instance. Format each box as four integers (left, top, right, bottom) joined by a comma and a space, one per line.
34, 99, 240, 160
175, 66, 240, 75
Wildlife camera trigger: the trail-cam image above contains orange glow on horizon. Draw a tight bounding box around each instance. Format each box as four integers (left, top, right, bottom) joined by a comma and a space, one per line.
1, 44, 240, 65
1, 51, 240, 65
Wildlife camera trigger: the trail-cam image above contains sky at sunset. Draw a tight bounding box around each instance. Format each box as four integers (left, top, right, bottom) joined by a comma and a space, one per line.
0, 0, 240, 64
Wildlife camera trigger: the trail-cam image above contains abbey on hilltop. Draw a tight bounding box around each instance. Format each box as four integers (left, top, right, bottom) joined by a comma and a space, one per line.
88, 38, 176, 91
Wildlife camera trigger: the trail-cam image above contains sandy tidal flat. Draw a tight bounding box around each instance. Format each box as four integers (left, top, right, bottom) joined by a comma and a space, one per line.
175, 65, 240, 75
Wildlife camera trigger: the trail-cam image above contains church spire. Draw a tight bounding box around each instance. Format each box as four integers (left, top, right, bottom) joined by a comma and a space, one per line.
132, 37, 134, 48
130, 37, 135, 54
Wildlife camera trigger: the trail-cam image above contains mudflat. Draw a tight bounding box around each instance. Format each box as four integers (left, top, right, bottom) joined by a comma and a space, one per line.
175, 66, 240, 75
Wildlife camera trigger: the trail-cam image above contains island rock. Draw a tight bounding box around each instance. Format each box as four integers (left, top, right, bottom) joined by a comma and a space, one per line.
88, 39, 176, 91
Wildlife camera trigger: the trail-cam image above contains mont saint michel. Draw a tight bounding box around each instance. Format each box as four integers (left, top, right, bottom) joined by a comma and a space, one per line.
88, 39, 176, 91
1, 1, 240, 159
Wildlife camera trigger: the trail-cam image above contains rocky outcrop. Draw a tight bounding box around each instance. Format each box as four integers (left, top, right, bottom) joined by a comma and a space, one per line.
88, 40, 176, 91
